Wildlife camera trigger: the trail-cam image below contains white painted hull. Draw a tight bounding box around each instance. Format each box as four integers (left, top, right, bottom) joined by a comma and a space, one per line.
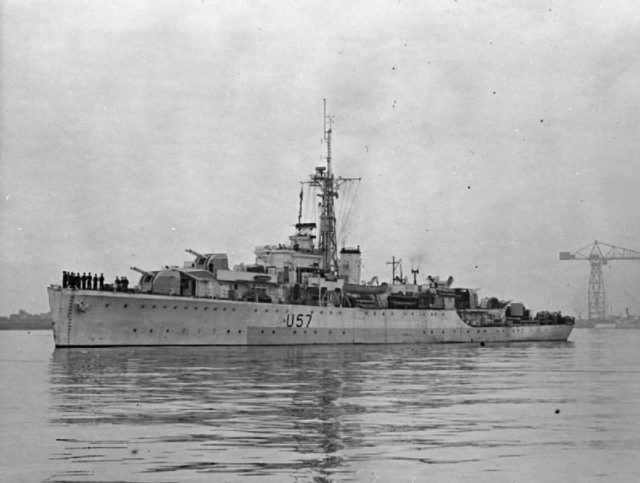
48, 287, 573, 347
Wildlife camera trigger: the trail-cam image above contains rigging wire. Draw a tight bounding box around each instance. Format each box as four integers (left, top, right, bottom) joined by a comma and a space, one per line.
302, 183, 316, 225
337, 180, 361, 247
336, 183, 349, 235
343, 182, 360, 236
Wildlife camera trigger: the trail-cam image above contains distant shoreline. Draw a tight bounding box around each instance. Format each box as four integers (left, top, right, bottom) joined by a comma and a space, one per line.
0, 310, 53, 330
0, 320, 52, 330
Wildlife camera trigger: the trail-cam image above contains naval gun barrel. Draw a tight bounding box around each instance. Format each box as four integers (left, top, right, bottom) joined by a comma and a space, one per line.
130, 266, 153, 277
185, 248, 205, 259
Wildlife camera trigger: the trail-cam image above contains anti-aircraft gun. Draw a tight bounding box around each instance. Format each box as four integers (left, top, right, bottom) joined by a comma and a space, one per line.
130, 266, 155, 293
130, 266, 153, 276
186, 248, 206, 260
184, 248, 229, 274
185, 248, 208, 269
186, 248, 205, 258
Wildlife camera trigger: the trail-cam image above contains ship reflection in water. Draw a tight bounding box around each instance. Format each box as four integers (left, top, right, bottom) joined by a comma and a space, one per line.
46, 335, 640, 482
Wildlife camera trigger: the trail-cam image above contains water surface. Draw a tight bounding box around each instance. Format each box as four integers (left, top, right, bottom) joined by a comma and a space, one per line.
1, 330, 639, 482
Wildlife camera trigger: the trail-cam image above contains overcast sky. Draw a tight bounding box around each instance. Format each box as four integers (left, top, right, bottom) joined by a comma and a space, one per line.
2, 0, 640, 317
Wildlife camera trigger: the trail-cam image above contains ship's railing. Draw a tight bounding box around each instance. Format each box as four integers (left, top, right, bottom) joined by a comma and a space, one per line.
255, 244, 291, 251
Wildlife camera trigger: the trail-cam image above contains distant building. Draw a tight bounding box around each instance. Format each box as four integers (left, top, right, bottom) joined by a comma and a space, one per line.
0, 310, 52, 330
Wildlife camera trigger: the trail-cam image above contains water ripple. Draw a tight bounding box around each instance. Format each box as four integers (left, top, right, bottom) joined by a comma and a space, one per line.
4, 331, 640, 481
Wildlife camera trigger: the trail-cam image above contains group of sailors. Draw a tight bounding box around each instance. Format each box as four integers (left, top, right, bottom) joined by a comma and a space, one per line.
114, 276, 130, 292
62, 271, 131, 292
63, 271, 104, 290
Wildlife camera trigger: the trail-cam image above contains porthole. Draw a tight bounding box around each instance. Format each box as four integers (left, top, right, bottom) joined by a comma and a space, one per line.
442, 330, 445, 334
226, 329, 230, 334
184, 306, 188, 310
272, 330, 276, 334
174, 306, 178, 310
133, 328, 137, 333
194, 306, 198, 310
123, 304, 128, 308
238, 329, 241, 334
265, 309, 268, 313
430, 330, 433, 334
293, 330, 297, 334
232, 308, 236, 312
163, 305, 167, 309
223, 308, 227, 311
105, 303, 110, 308
204, 307, 208, 311
166, 329, 169, 333
254, 309, 258, 312
314, 330, 317, 334
214, 307, 217, 311
342, 331, 346, 335
152, 305, 156, 309
329, 311, 332, 315
261, 330, 264, 334
150, 329, 153, 333
329, 330, 332, 334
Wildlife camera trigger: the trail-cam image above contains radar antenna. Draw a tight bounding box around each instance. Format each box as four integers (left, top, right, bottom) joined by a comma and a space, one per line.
411, 268, 419, 285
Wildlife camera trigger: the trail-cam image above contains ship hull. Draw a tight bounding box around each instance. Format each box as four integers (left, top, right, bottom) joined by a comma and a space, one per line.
48, 287, 573, 347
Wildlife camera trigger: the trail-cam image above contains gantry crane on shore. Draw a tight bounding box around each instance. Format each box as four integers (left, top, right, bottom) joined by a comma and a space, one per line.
560, 241, 640, 320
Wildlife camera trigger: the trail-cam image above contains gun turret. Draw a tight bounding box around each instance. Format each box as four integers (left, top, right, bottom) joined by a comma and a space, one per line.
130, 266, 153, 277
185, 248, 205, 259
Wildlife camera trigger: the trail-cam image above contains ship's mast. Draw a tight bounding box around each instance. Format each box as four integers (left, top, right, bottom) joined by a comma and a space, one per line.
313, 99, 338, 276
387, 256, 404, 284
305, 100, 360, 277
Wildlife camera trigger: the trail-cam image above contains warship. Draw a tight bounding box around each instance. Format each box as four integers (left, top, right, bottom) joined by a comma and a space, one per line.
48, 105, 574, 347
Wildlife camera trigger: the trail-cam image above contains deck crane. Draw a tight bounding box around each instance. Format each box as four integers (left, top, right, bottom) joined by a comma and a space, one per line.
560, 240, 640, 320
